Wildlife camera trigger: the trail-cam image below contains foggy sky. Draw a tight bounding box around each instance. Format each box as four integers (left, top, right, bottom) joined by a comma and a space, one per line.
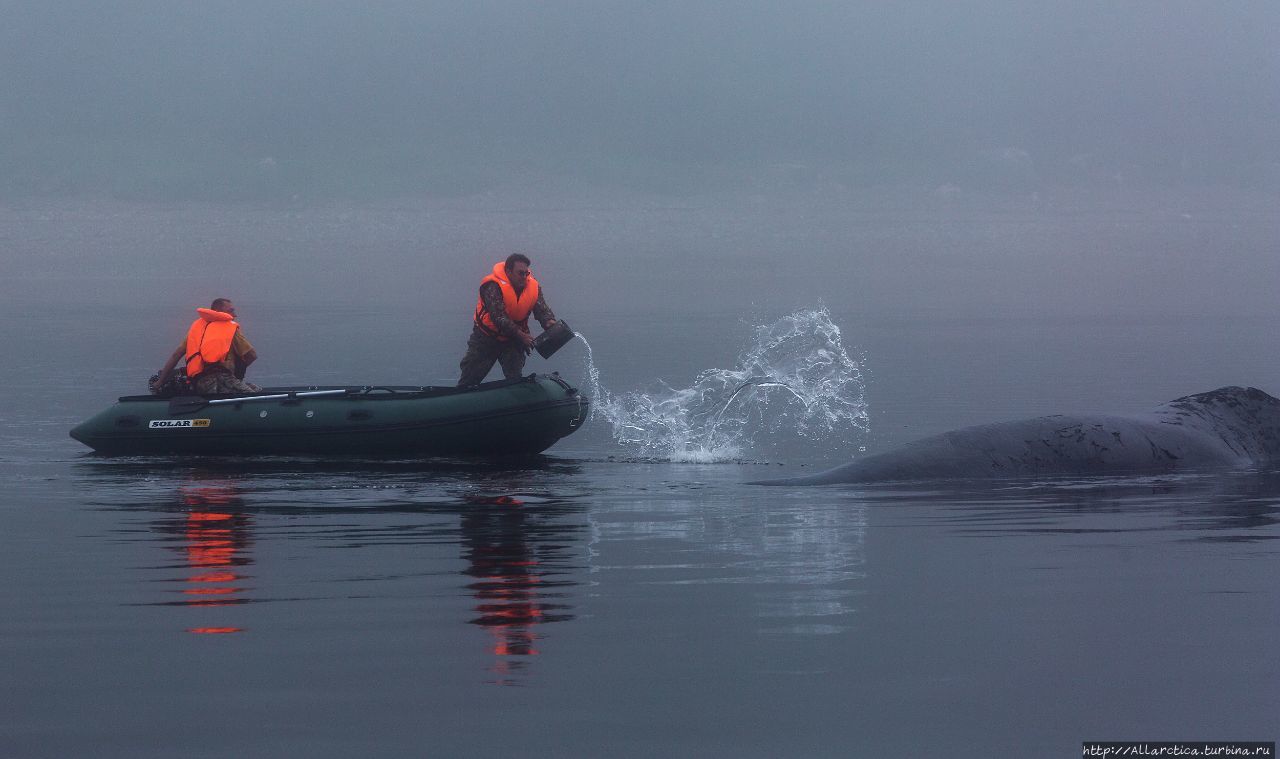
3, 1, 1277, 198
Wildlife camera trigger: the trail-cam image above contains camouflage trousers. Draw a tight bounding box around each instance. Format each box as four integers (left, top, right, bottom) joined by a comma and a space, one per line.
457, 327, 528, 387
193, 371, 262, 395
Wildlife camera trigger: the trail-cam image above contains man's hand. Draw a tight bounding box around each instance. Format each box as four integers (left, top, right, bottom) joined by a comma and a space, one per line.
519, 331, 535, 354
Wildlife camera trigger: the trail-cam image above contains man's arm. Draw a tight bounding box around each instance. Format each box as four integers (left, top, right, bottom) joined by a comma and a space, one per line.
154, 343, 185, 390
232, 331, 257, 379
479, 282, 525, 340
532, 289, 557, 330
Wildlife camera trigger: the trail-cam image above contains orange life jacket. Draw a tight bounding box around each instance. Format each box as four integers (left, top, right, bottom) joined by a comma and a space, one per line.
184, 308, 240, 378
474, 262, 540, 341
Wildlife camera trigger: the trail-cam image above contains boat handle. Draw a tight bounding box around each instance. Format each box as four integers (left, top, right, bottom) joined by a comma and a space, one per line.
206, 389, 351, 406
546, 372, 575, 393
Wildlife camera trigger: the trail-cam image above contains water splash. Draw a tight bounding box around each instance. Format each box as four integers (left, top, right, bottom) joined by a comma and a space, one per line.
577, 307, 869, 462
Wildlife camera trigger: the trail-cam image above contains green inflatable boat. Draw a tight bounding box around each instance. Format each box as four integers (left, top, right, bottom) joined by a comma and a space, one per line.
70, 373, 589, 456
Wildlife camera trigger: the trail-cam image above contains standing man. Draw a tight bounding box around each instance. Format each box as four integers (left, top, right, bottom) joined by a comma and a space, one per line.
153, 298, 262, 395
458, 253, 558, 387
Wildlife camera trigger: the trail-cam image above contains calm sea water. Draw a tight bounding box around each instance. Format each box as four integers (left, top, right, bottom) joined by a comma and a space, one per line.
2, 197, 1277, 757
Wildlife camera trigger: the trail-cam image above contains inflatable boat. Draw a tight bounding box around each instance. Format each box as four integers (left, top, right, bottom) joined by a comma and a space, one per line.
70, 373, 588, 456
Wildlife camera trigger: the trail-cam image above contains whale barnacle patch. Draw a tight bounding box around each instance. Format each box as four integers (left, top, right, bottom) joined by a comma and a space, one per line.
148, 419, 212, 429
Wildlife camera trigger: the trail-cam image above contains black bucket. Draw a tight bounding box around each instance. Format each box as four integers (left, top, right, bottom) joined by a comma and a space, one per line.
533, 320, 575, 359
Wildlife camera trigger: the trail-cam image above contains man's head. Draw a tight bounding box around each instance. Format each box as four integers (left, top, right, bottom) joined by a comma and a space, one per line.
211, 298, 236, 317
504, 253, 532, 289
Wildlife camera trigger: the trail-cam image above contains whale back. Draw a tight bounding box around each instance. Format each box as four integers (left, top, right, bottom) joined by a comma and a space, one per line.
1152, 386, 1280, 462
760, 386, 1280, 485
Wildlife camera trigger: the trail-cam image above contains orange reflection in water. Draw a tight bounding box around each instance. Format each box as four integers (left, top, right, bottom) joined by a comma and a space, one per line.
462, 499, 566, 684
173, 480, 253, 634
474, 573, 544, 658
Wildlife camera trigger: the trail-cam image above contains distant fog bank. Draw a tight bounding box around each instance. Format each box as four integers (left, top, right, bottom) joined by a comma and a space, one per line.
3, 2, 1276, 200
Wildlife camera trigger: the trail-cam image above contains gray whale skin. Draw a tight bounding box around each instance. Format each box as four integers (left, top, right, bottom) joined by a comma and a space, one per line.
762, 386, 1280, 485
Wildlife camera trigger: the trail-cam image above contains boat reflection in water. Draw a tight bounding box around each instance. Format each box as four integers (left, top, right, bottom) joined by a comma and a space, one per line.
83, 457, 588, 680
460, 493, 578, 686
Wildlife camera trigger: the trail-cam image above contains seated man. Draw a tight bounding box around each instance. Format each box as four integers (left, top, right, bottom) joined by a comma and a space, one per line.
458, 253, 557, 387
153, 298, 261, 395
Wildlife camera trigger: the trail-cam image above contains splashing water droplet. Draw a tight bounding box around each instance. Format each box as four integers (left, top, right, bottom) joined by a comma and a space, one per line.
574, 307, 868, 462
